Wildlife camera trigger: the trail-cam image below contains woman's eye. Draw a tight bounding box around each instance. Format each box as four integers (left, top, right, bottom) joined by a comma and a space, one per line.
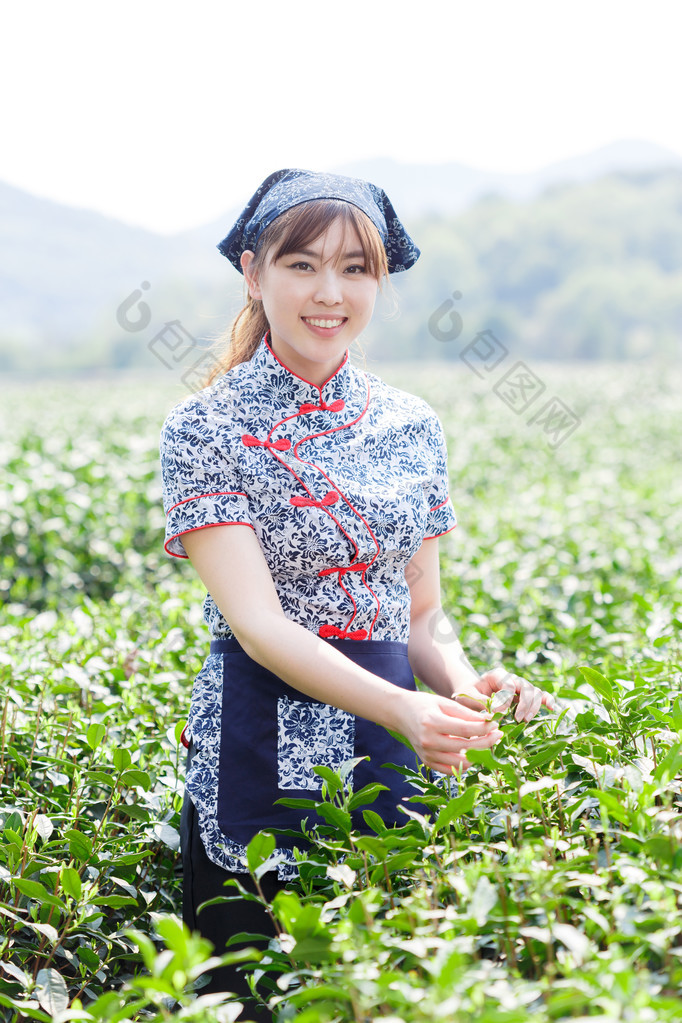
290, 261, 313, 271
345, 264, 366, 275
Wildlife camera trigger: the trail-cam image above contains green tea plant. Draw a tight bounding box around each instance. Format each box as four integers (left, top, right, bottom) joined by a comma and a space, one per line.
1, 364, 680, 1020
214, 645, 680, 1021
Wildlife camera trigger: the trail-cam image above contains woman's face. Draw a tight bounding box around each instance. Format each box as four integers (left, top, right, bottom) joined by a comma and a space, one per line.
241, 218, 379, 387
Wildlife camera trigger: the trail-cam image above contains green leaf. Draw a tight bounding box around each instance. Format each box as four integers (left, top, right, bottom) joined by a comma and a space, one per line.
347, 782, 388, 811
272, 889, 302, 932
465, 747, 499, 771
355, 834, 389, 858
643, 834, 675, 865
246, 832, 276, 875
433, 785, 479, 834
653, 741, 682, 784
125, 928, 158, 972
84, 769, 115, 788
91, 895, 138, 908
385, 728, 416, 752
65, 828, 93, 861
104, 851, 149, 866
0, 993, 50, 1020
315, 803, 352, 835
312, 765, 342, 799
27, 921, 59, 944
13, 877, 47, 899
77, 945, 101, 970
281, 983, 352, 1007
275, 797, 319, 809
587, 789, 631, 825
362, 809, 387, 834
119, 768, 151, 790
35, 967, 69, 1015
469, 875, 498, 926
578, 666, 615, 705
60, 865, 82, 901
86, 722, 106, 751
291, 932, 334, 963
113, 747, 132, 772
33, 814, 54, 842
527, 741, 567, 771
153, 913, 189, 951
671, 696, 682, 733
1, 811, 24, 833
370, 851, 416, 881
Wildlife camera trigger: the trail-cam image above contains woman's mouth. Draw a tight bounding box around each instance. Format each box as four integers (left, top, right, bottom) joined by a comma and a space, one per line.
302, 317, 347, 337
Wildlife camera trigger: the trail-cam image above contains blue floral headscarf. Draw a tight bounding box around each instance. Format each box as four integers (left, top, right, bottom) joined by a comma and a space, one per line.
217, 168, 420, 274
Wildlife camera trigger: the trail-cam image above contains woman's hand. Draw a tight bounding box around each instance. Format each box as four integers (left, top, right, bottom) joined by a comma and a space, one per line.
395, 690, 504, 774
457, 666, 556, 722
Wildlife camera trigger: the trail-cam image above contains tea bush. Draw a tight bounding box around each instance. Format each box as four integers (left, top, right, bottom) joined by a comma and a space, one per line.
1, 362, 680, 1021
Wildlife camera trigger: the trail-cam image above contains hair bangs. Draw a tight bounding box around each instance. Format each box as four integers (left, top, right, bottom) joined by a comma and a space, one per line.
257, 199, 389, 281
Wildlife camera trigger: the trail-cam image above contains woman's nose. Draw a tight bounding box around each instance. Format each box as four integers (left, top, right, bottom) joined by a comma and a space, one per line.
313, 269, 343, 305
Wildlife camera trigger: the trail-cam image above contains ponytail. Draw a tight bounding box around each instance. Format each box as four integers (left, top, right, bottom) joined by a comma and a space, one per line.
202, 294, 268, 386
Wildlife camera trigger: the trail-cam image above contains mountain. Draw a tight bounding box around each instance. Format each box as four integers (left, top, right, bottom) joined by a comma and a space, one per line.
1, 140, 680, 369
332, 140, 682, 216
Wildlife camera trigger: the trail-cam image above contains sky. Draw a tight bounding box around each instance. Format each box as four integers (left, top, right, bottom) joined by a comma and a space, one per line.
3, 0, 682, 235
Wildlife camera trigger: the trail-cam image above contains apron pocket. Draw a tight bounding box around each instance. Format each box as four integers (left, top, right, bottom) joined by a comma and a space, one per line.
277, 696, 354, 790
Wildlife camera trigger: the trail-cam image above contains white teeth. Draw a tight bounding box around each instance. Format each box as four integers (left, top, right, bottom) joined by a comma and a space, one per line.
304, 318, 345, 328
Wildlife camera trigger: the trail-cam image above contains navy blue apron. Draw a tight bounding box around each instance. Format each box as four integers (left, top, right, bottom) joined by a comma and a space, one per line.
210, 636, 422, 849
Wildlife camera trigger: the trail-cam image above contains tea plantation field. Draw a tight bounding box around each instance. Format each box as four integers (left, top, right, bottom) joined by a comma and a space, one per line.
1, 360, 681, 1022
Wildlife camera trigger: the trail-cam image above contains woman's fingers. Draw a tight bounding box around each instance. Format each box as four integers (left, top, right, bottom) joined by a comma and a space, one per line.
476, 669, 556, 722
434, 711, 499, 741
462, 731, 505, 749
430, 754, 471, 775
420, 724, 504, 761
514, 681, 546, 721
441, 698, 493, 723
404, 691, 506, 773
489, 688, 516, 713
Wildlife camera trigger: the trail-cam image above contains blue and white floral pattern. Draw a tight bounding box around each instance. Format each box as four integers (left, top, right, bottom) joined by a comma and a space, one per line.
160, 333, 457, 877
184, 653, 299, 880
277, 697, 355, 790
160, 333, 456, 644
216, 168, 421, 275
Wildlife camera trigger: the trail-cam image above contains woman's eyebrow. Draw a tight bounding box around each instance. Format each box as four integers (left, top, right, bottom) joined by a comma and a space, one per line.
293, 248, 365, 260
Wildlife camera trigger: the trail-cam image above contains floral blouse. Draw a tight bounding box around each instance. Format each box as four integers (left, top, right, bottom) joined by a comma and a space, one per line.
161, 332, 457, 641
159, 332, 457, 876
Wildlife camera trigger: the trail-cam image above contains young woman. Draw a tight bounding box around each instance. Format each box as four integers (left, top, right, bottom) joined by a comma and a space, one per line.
160, 168, 554, 1013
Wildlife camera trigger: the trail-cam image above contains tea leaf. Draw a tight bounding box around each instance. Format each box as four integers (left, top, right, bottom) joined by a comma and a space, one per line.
577, 666, 615, 705
86, 722, 106, 751
35, 968, 68, 1014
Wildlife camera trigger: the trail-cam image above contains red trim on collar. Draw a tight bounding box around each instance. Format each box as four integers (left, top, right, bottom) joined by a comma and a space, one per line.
262, 330, 349, 392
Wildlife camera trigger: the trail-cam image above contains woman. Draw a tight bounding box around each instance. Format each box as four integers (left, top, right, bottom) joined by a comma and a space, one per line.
160, 168, 553, 1012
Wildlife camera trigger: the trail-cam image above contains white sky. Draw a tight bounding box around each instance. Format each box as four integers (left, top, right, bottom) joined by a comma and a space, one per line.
3, 0, 682, 235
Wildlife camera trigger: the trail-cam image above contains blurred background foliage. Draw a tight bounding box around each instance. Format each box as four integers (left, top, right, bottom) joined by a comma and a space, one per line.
1, 166, 681, 373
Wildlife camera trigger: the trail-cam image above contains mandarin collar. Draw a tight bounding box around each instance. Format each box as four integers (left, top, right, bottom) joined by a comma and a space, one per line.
249, 332, 358, 408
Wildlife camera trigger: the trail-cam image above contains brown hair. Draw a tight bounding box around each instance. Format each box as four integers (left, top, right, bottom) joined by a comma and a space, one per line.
202, 199, 393, 385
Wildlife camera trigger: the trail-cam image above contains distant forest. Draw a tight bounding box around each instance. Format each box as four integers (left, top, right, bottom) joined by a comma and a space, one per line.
374, 169, 682, 363
2, 168, 681, 372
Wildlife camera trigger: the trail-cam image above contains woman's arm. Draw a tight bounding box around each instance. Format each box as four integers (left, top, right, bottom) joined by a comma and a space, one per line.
182, 524, 503, 774
406, 537, 556, 720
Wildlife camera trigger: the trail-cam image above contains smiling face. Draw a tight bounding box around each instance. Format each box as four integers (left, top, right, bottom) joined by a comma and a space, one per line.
241, 216, 380, 387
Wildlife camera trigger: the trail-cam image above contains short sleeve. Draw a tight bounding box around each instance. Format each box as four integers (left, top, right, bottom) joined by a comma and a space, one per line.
159, 398, 254, 558
422, 411, 457, 540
